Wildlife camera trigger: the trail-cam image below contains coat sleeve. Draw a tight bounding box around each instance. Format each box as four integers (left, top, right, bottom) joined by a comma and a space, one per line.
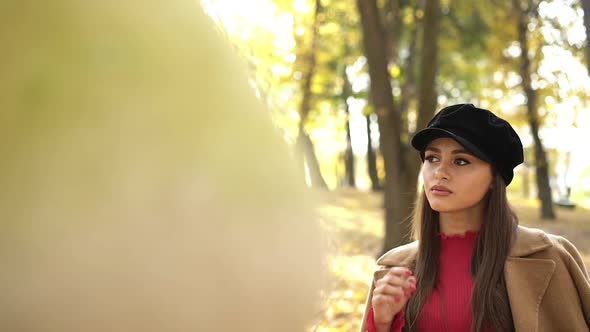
365, 307, 405, 332
558, 236, 590, 326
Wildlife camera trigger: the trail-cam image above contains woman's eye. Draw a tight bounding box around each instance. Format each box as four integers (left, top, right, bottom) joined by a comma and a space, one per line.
425, 155, 439, 162
455, 158, 470, 166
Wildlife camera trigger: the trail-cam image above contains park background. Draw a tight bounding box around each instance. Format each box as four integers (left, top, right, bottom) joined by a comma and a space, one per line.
203, 1, 590, 331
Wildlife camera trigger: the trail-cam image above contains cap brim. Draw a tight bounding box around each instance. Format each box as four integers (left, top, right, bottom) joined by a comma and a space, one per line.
411, 128, 491, 163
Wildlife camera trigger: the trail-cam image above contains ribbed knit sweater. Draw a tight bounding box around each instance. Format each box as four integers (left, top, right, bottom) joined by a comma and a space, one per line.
367, 230, 479, 332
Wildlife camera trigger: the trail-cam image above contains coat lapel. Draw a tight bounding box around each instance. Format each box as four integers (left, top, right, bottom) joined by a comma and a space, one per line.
505, 226, 555, 332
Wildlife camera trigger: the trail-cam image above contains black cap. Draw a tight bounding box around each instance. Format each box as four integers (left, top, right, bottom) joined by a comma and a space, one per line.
411, 104, 524, 185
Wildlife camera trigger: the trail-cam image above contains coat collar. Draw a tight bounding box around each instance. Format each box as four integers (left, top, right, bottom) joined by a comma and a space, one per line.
508, 225, 553, 257
376, 225, 553, 266
375, 225, 556, 332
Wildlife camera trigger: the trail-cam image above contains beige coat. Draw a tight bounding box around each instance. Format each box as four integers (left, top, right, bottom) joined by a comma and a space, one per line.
360, 226, 590, 332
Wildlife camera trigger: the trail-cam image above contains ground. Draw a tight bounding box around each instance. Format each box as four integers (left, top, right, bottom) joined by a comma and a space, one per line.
309, 189, 590, 332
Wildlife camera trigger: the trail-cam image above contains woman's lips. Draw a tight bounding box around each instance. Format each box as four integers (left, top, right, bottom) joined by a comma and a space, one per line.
431, 185, 452, 196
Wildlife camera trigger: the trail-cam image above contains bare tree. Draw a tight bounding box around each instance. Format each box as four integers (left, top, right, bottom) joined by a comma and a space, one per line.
512, 0, 555, 219
357, 0, 441, 253
295, 0, 328, 189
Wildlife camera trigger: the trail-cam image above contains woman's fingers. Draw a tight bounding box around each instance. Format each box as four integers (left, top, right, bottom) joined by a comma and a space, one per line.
375, 274, 404, 288
376, 268, 416, 289
374, 283, 405, 298
407, 276, 417, 291
385, 267, 412, 277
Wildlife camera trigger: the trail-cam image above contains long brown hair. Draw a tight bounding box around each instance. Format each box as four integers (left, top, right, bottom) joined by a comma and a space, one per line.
404, 174, 517, 332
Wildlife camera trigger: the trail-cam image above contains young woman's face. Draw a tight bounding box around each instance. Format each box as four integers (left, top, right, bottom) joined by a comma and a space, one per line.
422, 137, 493, 213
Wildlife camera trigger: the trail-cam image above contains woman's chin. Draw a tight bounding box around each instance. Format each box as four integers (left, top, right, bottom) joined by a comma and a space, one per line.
428, 202, 461, 213
431, 207, 453, 213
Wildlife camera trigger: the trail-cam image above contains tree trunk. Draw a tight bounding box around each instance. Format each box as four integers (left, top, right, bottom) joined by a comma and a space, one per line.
344, 121, 355, 188
297, 130, 328, 188
522, 161, 531, 198
514, 0, 555, 219
295, 0, 327, 189
415, 0, 440, 134
383, 0, 402, 64
582, 0, 590, 73
398, 5, 420, 127
366, 113, 381, 190
357, 0, 406, 253
397, 0, 440, 233
342, 67, 356, 188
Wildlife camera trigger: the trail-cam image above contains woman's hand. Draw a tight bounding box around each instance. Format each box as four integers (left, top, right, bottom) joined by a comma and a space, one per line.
371, 267, 416, 329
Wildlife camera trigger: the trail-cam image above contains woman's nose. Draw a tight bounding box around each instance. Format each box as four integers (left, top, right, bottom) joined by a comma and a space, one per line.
434, 164, 450, 180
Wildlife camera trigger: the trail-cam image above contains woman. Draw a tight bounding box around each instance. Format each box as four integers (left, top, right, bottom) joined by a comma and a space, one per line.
360, 104, 590, 332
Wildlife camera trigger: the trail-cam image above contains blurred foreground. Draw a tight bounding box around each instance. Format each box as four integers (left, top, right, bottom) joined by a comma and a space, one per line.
0, 1, 325, 331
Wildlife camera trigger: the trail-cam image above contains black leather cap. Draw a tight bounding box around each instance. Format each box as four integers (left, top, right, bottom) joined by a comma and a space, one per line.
411, 104, 524, 185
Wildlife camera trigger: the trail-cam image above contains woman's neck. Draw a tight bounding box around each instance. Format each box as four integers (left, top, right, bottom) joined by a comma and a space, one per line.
439, 208, 484, 235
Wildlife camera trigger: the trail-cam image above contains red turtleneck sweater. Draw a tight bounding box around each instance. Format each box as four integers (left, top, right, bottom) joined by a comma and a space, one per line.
366, 230, 479, 332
